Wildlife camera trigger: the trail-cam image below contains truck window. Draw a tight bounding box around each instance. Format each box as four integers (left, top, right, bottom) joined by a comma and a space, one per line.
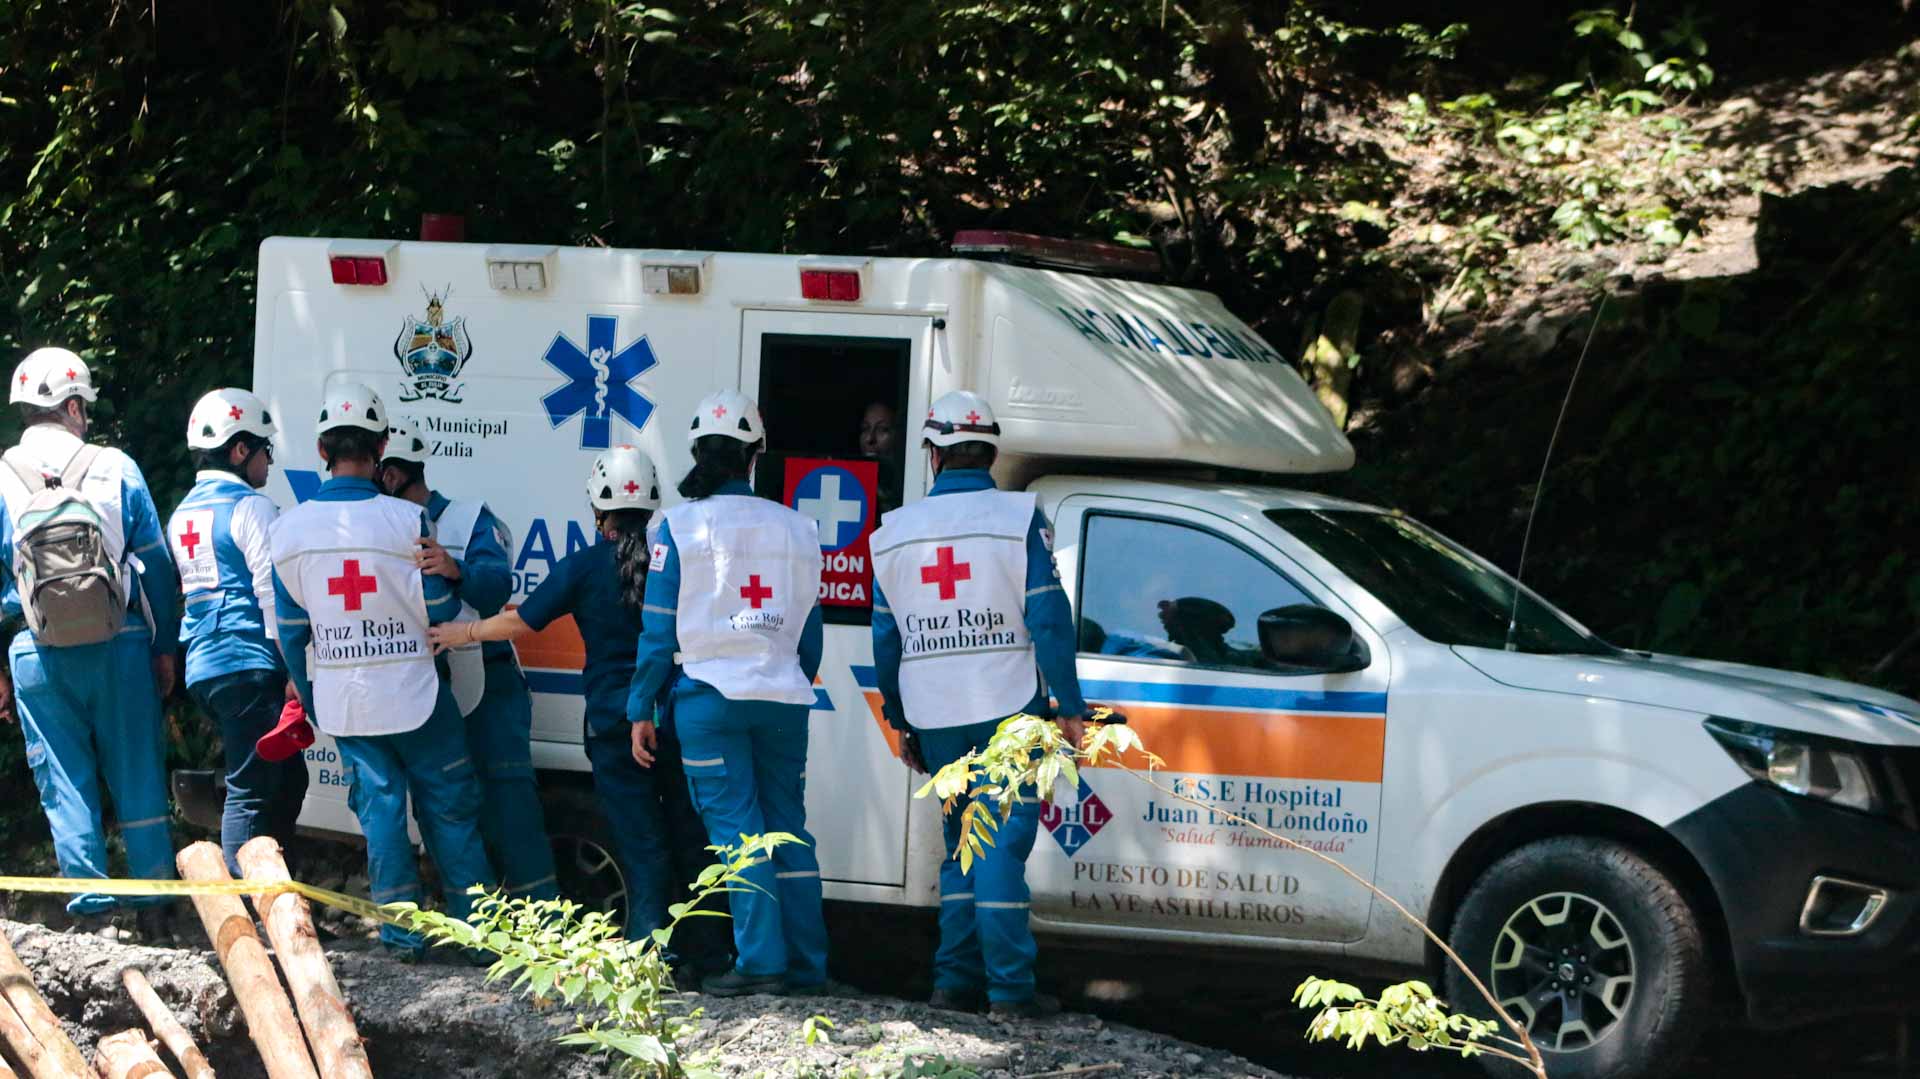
1076, 512, 1318, 673
753, 333, 911, 626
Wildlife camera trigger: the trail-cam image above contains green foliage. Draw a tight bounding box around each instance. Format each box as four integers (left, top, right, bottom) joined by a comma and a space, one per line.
1293, 977, 1521, 1062
403, 833, 799, 1079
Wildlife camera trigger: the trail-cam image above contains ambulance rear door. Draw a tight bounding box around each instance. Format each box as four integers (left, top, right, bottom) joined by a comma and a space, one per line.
740, 309, 938, 893
1031, 486, 1390, 947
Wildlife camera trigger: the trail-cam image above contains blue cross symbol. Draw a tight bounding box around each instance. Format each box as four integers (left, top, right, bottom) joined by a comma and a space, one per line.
541, 315, 658, 449
792, 465, 870, 552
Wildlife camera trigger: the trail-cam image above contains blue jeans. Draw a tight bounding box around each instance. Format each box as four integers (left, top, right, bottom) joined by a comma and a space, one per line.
11, 630, 174, 913
466, 661, 558, 900
583, 722, 731, 968
673, 679, 828, 984
336, 687, 496, 950
191, 668, 307, 876
917, 717, 1041, 1004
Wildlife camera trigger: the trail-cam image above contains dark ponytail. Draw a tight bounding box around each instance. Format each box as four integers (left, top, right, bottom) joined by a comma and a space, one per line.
677, 435, 759, 500
603, 508, 654, 614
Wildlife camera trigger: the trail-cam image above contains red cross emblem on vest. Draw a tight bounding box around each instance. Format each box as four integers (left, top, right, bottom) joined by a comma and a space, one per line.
177, 521, 203, 560
739, 574, 773, 609
920, 546, 971, 600
327, 559, 379, 611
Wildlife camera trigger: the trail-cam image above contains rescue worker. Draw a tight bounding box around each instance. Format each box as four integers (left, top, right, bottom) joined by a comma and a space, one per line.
378, 417, 558, 902
425, 446, 730, 977
627, 390, 830, 997
869, 389, 1089, 1019
268, 383, 494, 959
170, 388, 306, 875
0, 348, 181, 936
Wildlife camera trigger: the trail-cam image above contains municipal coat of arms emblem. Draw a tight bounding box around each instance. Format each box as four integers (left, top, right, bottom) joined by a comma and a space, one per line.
393, 286, 473, 402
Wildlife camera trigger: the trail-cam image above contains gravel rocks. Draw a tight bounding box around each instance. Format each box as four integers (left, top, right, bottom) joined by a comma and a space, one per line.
3, 918, 1290, 1078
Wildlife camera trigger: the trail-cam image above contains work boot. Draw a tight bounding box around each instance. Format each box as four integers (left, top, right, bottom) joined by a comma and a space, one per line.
928, 987, 986, 1014
988, 993, 1062, 1020
700, 969, 787, 998
132, 906, 177, 947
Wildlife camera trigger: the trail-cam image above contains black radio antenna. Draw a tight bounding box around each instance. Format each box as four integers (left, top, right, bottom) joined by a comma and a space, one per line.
1506, 292, 1609, 652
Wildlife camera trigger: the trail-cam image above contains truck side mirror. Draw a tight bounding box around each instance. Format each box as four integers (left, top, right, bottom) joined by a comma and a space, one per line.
1258, 605, 1369, 674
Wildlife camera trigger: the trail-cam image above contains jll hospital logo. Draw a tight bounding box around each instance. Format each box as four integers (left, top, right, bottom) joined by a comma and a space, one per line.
1041, 776, 1112, 857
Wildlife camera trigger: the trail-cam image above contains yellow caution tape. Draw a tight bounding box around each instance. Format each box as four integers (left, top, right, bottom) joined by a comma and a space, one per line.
0, 875, 409, 927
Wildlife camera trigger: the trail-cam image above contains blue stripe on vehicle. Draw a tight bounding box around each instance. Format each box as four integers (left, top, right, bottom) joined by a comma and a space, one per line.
525, 669, 584, 695
1077, 679, 1386, 714
851, 664, 878, 689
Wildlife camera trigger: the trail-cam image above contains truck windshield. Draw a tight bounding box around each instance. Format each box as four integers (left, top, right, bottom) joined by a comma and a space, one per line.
1265, 509, 1614, 656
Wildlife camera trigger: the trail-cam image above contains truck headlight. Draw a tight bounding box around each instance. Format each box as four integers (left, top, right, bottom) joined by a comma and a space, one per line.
1704, 717, 1884, 815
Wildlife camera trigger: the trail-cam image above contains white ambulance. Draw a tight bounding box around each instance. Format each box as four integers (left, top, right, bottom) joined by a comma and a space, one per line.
184, 231, 1920, 1079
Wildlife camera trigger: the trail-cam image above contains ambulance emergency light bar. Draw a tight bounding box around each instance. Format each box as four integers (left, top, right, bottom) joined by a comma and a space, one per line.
326, 239, 397, 286
798, 257, 867, 302
642, 254, 710, 296
951, 229, 1160, 276
485, 244, 558, 292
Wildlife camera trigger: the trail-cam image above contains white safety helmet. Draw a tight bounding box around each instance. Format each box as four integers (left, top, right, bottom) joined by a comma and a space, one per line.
314, 381, 388, 435
382, 416, 430, 464
10, 347, 99, 408
922, 390, 1000, 448
686, 390, 765, 444
186, 388, 277, 450
587, 445, 662, 511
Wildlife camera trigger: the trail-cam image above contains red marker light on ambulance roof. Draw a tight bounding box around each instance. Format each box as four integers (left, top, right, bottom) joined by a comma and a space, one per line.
329, 256, 389, 286
800, 270, 860, 302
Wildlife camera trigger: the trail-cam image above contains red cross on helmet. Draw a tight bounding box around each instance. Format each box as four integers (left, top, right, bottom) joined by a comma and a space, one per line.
587, 445, 662, 511
381, 416, 430, 465
187, 387, 277, 449
687, 390, 766, 445
9, 347, 98, 409
315, 381, 388, 435
922, 390, 1000, 447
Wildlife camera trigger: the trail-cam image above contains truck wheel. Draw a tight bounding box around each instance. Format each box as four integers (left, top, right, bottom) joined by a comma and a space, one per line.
540, 784, 628, 925
1444, 836, 1708, 1079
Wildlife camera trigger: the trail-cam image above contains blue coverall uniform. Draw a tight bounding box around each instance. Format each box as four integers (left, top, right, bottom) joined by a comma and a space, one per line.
273, 476, 495, 952
627, 480, 830, 986
426, 491, 558, 901
516, 539, 729, 969
2, 434, 180, 914
871, 467, 1087, 1005
172, 471, 307, 875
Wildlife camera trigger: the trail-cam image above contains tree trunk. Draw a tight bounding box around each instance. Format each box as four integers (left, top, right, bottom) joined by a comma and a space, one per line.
174, 843, 317, 1079
0, 931, 92, 1077
90, 1030, 168, 1079
236, 838, 371, 1079
118, 970, 214, 1079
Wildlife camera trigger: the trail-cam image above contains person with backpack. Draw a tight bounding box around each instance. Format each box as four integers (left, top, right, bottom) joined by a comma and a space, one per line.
376, 417, 557, 902
0, 347, 181, 937
169, 388, 306, 876
267, 383, 494, 961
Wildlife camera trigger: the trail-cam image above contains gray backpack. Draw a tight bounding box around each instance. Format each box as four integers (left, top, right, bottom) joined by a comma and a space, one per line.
5, 445, 129, 647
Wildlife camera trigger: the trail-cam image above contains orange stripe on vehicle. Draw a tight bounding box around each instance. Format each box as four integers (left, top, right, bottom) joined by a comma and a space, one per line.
1090, 706, 1384, 783
510, 610, 586, 669
862, 690, 907, 760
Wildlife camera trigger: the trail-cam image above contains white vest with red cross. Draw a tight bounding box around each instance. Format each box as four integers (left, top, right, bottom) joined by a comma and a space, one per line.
869, 489, 1037, 730
667, 494, 823, 705
268, 493, 438, 737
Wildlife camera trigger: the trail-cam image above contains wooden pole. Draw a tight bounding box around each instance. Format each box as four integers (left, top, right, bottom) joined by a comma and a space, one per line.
90, 1030, 167, 1079
0, 932, 91, 1078
174, 843, 317, 1079
236, 838, 371, 1079
0, 1049, 18, 1079
118, 970, 214, 1079
0, 995, 67, 1079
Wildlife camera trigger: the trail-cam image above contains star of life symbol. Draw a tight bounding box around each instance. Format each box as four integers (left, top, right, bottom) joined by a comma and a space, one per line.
1040, 775, 1111, 857
394, 285, 473, 403
542, 315, 658, 449
791, 465, 869, 552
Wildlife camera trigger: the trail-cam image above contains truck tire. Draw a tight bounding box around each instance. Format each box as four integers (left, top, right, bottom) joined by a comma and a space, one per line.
539, 783, 629, 925
1443, 836, 1708, 1079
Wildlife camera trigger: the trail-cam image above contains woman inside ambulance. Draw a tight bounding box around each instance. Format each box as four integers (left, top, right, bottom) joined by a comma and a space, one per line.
625, 390, 831, 998
423, 446, 730, 980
